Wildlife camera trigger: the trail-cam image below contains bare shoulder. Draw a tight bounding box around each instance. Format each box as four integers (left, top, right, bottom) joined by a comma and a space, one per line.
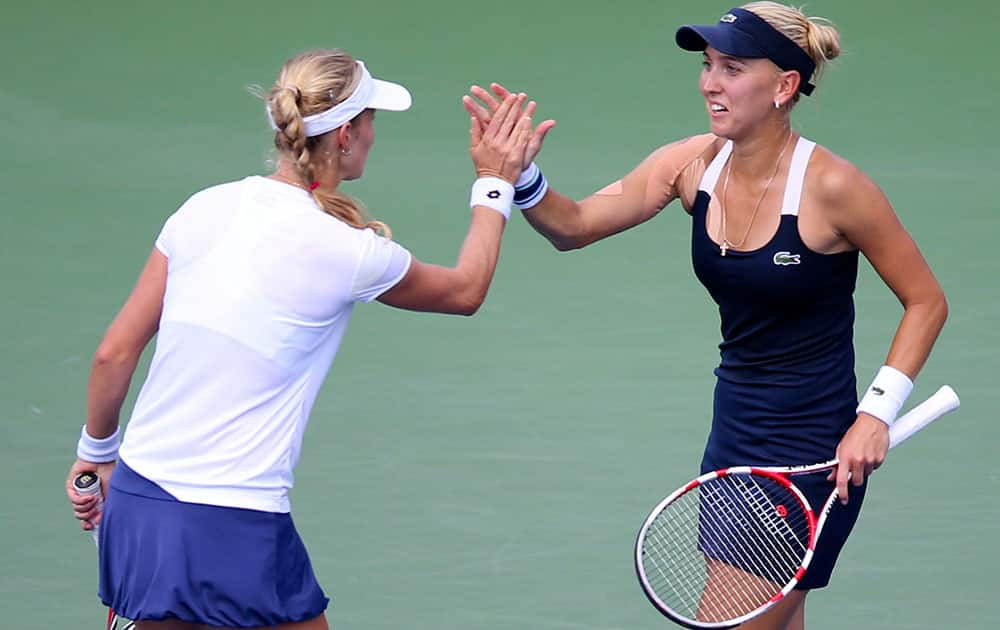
641, 133, 726, 211
807, 144, 899, 247
648, 133, 723, 166
808, 144, 886, 211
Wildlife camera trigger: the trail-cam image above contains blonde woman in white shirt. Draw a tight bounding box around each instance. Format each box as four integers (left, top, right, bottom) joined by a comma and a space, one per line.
65, 48, 533, 630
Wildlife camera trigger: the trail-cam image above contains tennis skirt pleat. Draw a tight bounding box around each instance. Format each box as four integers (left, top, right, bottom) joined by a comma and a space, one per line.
98, 460, 329, 627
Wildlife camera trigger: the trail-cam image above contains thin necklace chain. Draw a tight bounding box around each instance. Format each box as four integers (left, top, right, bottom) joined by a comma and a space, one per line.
719, 130, 794, 257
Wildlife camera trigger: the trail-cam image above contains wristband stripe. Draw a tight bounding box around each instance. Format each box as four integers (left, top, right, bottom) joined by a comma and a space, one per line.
514, 175, 546, 205
512, 162, 548, 210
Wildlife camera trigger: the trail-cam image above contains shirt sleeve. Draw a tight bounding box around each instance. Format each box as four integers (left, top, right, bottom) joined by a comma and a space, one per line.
154, 212, 178, 257
350, 229, 413, 303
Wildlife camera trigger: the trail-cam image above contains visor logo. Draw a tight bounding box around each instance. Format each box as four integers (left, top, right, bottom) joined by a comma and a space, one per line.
720, 13, 737, 23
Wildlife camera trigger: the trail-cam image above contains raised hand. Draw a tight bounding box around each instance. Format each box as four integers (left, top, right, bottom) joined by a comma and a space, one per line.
469, 93, 534, 184
464, 83, 556, 170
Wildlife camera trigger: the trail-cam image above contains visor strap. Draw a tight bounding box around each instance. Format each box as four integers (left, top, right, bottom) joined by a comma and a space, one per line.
730, 8, 816, 95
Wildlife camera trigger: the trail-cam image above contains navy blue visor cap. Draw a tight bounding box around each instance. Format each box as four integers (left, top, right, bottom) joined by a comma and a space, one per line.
676, 8, 816, 95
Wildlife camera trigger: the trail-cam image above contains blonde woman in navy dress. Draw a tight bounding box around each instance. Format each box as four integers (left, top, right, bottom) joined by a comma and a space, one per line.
464, 3, 947, 628
65, 49, 534, 629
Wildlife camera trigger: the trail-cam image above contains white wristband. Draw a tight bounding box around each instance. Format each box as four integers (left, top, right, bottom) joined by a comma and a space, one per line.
513, 162, 549, 210
469, 177, 514, 220
76, 425, 120, 463
856, 365, 914, 426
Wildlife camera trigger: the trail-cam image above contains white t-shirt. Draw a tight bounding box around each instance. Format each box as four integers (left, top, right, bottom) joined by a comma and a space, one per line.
119, 176, 411, 513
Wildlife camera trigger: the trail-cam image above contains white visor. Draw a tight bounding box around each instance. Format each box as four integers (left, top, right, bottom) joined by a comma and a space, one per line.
267, 60, 411, 137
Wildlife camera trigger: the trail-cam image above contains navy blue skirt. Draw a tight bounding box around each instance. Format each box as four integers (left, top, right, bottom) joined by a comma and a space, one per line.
696, 470, 866, 590
789, 472, 866, 590
98, 460, 329, 627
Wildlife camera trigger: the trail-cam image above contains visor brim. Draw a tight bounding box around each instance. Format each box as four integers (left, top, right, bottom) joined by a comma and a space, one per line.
370, 78, 412, 112
675, 24, 767, 58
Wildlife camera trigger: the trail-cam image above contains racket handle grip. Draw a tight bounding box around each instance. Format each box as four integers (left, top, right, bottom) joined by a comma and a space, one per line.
888, 385, 960, 450
73, 472, 103, 546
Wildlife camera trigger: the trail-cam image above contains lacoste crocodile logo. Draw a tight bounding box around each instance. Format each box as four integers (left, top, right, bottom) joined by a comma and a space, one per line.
773, 251, 801, 266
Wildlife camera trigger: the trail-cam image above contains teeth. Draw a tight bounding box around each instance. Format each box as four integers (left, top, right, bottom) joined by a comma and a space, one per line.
711, 104, 726, 112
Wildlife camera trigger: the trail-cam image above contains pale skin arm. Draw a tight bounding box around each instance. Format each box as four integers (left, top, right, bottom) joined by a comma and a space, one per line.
65, 249, 166, 529
821, 160, 948, 502
64, 97, 532, 527
377, 94, 533, 314
463, 83, 674, 250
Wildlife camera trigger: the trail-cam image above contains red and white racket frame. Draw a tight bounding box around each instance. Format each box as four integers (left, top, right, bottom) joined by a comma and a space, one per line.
635, 385, 960, 629
634, 462, 836, 628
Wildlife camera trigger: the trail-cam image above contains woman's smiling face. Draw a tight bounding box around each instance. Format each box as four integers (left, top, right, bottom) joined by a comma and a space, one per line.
699, 46, 787, 138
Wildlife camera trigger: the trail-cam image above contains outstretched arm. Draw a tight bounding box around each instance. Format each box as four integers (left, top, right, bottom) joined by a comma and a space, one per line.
464, 83, 686, 250
377, 93, 533, 314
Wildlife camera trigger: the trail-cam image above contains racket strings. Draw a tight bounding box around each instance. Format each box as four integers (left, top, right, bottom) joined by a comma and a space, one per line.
697, 486, 787, 602
645, 488, 784, 618
640, 473, 812, 622
728, 476, 808, 562
645, 515, 776, 620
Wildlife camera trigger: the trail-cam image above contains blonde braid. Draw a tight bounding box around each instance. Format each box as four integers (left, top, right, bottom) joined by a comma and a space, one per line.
264, 50, 392, 238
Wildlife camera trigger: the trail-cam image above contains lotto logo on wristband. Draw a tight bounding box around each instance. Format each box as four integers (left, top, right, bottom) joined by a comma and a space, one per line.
469, 177, 514, 220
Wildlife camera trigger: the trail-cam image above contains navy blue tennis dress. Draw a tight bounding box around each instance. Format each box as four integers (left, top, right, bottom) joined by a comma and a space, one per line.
690, 137, 865, 590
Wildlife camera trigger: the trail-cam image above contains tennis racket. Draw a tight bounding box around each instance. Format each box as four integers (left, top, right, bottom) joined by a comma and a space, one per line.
635, 385, 960, 629
73, 473, 136, 630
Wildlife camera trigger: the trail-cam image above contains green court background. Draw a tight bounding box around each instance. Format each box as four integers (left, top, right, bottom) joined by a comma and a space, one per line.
2, 1, 996, 627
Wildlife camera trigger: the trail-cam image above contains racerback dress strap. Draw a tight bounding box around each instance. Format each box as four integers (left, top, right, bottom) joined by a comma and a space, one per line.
780, 137, 816, 216
699, 140, 733, 193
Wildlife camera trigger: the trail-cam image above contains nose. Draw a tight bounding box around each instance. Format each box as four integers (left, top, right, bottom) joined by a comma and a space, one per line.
700, 66, 721, 96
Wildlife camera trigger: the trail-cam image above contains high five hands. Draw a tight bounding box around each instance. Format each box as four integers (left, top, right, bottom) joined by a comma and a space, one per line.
468, 92, 535, 184
464, 83, 557, 173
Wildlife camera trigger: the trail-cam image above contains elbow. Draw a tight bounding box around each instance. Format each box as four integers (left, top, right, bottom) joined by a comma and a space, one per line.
93, 340, 138, 368
454, 290, 486, 316
549, 233, 589, 252
935, 290, 949, 326
909, 287, 949, 332
925, 285, 949, 325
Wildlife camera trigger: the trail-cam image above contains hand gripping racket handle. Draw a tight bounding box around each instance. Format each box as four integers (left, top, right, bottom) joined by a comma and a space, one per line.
73, 472, 103, 546
888, 385, 960, 450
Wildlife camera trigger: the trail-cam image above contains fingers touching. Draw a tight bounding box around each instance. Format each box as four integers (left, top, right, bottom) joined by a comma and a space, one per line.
464, 82, 556, 171
469, 93, 533, 183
